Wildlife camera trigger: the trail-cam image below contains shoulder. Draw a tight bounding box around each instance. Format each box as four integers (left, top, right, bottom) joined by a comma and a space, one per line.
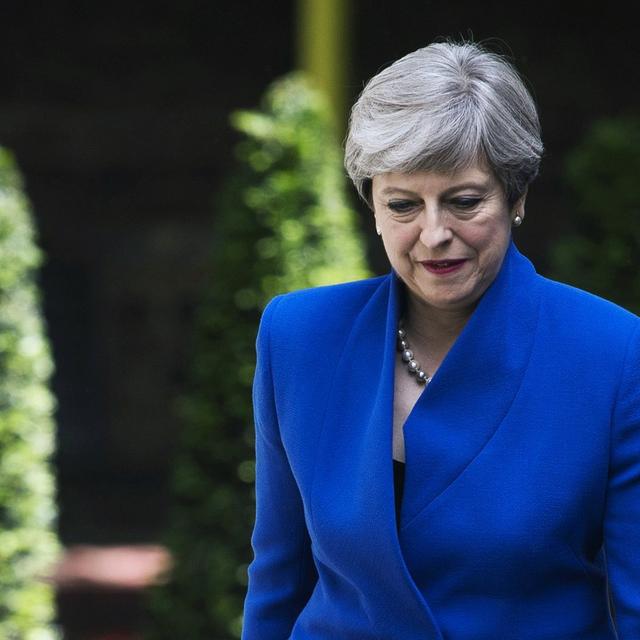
262, 273, 387, 336
539, 275, 638, 325
255, 274, 389, 389
273, 274, 386, 311
537, 274, 640, 359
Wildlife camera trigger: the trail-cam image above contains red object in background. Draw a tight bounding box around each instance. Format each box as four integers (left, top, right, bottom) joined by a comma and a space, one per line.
51, 545, 171, 640
52, 545, 172, 591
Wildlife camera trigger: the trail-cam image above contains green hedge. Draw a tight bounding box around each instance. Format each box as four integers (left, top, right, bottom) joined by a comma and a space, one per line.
549, 116, 640, 313
0, 148, 59, 639
146, 73, 370, 639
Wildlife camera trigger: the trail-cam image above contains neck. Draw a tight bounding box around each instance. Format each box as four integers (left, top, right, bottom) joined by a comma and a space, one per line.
402, 293, 474, 360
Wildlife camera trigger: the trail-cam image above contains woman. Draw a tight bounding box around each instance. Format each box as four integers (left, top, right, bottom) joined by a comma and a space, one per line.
241, 41, 640, 639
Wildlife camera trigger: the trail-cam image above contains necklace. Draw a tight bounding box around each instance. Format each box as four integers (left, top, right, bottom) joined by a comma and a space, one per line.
397, 319, 432, 386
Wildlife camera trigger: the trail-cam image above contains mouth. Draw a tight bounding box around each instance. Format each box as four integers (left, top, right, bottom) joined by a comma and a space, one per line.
420, 258, 468, 275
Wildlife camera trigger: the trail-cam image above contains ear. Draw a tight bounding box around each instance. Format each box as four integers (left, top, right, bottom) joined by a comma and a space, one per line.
511, 188, 528, 223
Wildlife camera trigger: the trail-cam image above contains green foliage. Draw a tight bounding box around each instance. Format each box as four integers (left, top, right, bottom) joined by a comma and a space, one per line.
0, 147, 60, 639
548, 116, 640, 313
146, 73, 370, 639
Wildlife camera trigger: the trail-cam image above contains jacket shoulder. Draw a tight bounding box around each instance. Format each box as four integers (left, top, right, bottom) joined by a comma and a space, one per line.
267, 274, 386, 332
539, 275, 640, 355
256, 274, 388, 377
540, 276, 638, 323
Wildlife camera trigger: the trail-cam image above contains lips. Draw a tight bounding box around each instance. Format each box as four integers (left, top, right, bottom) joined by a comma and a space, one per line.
420, 258, 468, 275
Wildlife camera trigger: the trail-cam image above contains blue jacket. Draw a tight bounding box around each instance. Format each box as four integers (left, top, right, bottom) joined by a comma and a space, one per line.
242, 242, 640, 639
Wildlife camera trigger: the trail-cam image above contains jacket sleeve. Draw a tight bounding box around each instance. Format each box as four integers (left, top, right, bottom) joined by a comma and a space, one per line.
605, 323, 640, 639
241, 296, 318, 640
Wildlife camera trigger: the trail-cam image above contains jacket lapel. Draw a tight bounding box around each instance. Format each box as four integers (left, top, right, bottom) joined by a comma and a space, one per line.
311, 266, 443, 636
399, 242, 542, 529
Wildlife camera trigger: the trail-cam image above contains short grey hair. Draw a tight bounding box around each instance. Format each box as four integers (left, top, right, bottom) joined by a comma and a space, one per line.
344, 41, 543, 208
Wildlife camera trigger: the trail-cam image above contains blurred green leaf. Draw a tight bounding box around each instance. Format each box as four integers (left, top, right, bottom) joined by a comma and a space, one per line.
0, 147, 60, 639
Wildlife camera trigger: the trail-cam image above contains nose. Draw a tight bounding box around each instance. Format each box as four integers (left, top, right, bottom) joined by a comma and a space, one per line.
418, 207, 453, 249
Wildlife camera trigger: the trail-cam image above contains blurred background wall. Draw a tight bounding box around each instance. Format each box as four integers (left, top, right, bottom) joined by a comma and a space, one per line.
0, 1, 637, 637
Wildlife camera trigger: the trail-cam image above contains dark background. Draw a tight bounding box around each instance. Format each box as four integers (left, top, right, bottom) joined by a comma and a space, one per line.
1, 0, 637, 548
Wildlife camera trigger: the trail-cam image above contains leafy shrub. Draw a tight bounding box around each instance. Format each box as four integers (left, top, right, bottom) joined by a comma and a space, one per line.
548, 116, 640, 313
0, 147, 59, 639
146, 72, 370, 639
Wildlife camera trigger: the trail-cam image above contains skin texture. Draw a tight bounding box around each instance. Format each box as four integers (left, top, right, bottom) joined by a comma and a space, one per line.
372, 165, 526, 462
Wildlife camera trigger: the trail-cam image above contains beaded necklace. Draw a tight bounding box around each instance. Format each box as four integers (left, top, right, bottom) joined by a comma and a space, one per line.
396, 320, 432, 386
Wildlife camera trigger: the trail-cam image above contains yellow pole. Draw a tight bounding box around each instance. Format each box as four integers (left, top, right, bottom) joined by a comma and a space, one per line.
296, 0, 351, 135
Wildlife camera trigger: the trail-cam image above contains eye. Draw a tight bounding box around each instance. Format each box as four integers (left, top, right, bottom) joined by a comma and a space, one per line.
387, 199, 419, 214
449, 197, 482, 210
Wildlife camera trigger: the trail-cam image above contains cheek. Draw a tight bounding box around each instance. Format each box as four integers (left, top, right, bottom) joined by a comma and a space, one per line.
385, 226, 418, 253
472, 217, 511, 249
475, 224, 512, 267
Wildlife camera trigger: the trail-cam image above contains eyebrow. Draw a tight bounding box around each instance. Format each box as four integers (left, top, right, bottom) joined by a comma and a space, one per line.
380, 181, 493, 197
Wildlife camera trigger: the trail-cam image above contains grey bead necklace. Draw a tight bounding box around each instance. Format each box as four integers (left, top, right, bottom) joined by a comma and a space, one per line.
397, 320, 432, 386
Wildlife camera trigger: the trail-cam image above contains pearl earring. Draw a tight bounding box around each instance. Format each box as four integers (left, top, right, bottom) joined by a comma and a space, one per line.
376, 227, 382, 236
513, 215, 523, 227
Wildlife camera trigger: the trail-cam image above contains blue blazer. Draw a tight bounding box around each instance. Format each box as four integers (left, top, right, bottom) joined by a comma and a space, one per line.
242, 242, 640, 639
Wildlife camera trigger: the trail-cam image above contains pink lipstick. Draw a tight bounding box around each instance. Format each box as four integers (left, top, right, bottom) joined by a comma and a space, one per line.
421, 259, 468, 275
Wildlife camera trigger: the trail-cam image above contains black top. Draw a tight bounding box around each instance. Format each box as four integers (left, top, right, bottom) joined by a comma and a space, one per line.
393, 459, 405, 527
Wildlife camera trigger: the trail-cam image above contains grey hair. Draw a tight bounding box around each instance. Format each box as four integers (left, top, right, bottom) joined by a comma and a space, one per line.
344, 41, 543, 208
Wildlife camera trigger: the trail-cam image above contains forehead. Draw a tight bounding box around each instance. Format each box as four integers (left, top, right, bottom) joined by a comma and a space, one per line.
372, 165, 497, 195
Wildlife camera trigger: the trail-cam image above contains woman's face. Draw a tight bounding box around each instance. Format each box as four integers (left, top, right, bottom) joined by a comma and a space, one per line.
371, 165, 523, 317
